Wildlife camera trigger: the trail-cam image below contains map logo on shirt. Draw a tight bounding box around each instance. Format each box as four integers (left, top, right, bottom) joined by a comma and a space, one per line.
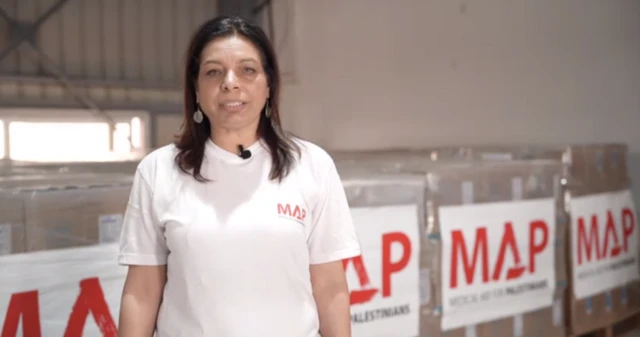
277, 203, 307, 225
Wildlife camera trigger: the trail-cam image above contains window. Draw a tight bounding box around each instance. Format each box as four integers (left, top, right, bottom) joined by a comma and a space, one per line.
11, 122, 110, 162
113, 122, 132, 153
7, 119, 145, 162
131, 117, 142, 148
0, 120, 5, 159
0, 108, 148, 163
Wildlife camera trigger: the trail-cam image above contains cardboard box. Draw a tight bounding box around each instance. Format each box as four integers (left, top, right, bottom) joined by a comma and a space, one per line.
398, 143, 638, 336
22, 184, 131, 252
336, 155, 567, 337
562, 144, 639, 336
0, 160, 140, 177
340, 169, 427, 337
334, 143, 639, 335
0, 192, 26, 255
418, 160, 566, 337
0, 174, 133, 253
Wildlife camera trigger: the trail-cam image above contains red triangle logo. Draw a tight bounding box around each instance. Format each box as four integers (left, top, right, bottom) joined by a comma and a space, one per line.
343, 255, 379, 305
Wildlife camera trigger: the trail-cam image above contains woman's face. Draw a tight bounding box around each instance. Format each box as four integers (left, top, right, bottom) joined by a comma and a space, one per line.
196, 35, 270, 132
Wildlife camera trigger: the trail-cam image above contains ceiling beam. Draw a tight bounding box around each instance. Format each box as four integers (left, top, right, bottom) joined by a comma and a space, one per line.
0, 74, 180, 91
0, 98, 182, 116
0, 0, 71, 64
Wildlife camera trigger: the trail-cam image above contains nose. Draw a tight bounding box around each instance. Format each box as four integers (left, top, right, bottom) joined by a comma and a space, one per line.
221, 70, 240, 91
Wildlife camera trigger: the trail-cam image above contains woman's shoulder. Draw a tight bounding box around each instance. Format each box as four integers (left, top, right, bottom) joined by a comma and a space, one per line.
289, 137, 339, 183
134, 143, 181, 182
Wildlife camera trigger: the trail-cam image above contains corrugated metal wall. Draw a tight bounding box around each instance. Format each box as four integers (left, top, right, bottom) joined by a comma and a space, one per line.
0, 0, 218, 113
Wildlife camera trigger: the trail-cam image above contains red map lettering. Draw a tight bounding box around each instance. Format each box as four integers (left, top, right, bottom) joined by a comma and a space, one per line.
64, 278, 117, 337
450, 220, 549, 289
577, 208, 636, 265
382, 232, 411, 297
277, 203, 307, 221
1, 291, 41, 337
344, 231, 412, 305
1, 278, 116, 337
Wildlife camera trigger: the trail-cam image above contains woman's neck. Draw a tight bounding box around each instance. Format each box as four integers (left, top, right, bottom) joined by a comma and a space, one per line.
210, 129, 259, 155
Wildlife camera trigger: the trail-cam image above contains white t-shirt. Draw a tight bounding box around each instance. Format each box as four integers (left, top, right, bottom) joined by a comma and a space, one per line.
118, 137, 361, 337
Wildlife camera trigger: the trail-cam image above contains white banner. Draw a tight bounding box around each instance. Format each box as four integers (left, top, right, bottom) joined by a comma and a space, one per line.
570, 189, 640, 299
1, 206, 422, 337
0, 244, 126, 337
347, 205, 420, 337
439, 198, 556, 331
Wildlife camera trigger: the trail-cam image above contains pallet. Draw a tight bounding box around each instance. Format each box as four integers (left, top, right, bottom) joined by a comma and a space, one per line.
574, 310, 640, 337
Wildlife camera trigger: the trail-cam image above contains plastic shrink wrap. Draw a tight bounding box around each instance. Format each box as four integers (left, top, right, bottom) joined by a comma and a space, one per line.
532, 144, 639, 336
450, 144, 639, 336
0, 172, 132, 336
0, 160, 140, 177
340, 168, 427, 337
335, 155, 566, 337
333, 143, 640, 336
1, 144, 636, 337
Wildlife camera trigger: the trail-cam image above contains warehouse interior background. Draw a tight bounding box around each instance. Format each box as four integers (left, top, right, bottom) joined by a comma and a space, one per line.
1, 0, 640, 336
2, 0, 639, 165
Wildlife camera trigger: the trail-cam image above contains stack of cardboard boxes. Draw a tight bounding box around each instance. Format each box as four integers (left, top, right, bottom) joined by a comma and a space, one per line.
333, 143, 639, 337
0, 144, 637, 337
337, 153, 567, 337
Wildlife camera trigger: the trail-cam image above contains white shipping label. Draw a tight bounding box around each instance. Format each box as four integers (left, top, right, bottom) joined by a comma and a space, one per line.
570, 189, 639, 299
439, 198, 557, 331
347, 205, 420, 337
99, 214, 124, 244
0, 223, 11, 255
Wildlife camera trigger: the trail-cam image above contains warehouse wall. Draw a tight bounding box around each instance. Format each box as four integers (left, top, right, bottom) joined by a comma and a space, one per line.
282, 0, 640, 207
278, 1, 640, 153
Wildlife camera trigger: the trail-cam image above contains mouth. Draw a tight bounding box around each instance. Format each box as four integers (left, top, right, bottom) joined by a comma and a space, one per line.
219, 101, 247, 108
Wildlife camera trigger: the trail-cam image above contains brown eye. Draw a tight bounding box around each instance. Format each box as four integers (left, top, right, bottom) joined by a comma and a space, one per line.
206, 69, 222, 76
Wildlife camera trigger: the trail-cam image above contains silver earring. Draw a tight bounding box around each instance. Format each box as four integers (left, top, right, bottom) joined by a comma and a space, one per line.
193, 105, 204, 123
265, 100, 271, 118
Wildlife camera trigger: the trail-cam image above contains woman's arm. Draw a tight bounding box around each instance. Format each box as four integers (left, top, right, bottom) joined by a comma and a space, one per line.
311, 260, 352, 337
117, 166, 170, 336
307, 154, 361, 336
118, 265, 167, 337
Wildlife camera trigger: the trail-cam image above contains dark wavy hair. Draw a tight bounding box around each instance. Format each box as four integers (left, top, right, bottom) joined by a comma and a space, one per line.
174, 15, 300, 182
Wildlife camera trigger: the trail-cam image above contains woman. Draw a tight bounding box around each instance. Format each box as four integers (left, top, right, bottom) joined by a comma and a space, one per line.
116, 15, 360, 337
